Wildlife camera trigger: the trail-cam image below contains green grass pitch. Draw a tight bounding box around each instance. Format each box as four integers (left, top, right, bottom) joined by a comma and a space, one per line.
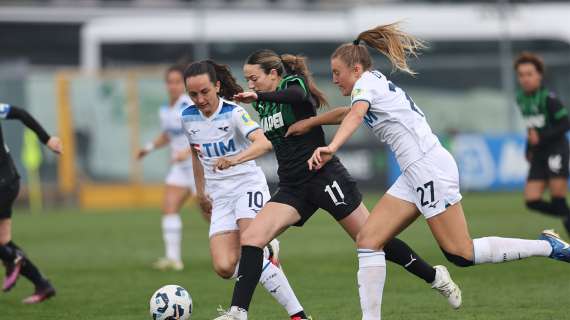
1, 193, 568, 319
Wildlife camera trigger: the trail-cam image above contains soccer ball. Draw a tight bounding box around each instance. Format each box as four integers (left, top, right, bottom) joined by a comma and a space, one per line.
149, 285, 193, 320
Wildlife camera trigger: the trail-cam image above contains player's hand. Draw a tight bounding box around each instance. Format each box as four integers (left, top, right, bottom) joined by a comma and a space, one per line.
308, 146, 334, 171
172, 149, 192, 163
285, 118, 312, 137
233, 91, 258, 104
214, 157, 237, 171
197, 193, 213, 222
528, 129, 540, 146
136, 149, 148, 160
47, 136, 63, 154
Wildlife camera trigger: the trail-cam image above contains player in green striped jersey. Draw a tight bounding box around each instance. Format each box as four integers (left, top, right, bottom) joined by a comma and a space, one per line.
515, 52, 570, 234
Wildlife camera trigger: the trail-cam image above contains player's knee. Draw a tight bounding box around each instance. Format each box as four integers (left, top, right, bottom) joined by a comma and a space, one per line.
213, 260, 238, 279
239, 229, 265, 248
441, 248, 474, 267
355, 230, 383, 251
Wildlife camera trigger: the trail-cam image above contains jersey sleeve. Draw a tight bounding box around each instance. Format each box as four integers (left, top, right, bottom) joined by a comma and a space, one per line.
232, 106, 260, 139
0, 103, 11, 119
351, 72, 393, 109
538, 93, 570, 143
547, 93, 568, 121
283, 76, 309, 95
350, 77, 375, 106
257, 84, 307, 104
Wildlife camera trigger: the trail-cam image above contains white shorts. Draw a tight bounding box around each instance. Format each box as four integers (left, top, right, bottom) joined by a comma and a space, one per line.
206, 172, 270, 237
165, 161, 196, 192
387, 144, 462, 219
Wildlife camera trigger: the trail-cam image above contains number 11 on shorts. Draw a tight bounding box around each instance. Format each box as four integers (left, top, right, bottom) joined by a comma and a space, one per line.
324, 180, 347, 206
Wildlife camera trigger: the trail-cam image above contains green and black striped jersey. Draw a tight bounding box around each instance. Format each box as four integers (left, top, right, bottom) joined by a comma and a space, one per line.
516, 87, 570, 148
253, 74, 329, 186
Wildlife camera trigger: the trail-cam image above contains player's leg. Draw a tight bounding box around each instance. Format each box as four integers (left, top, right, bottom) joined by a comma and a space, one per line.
420, 146, 560, 266
427, 202, 565, 268
155, 182, 191, 271
338, 202, 461, 308
0, 218, 21, 292
210, 231, 241, 279
339, 202, 435, 281
236, 218, 308, 320
354, 193, 421, 320
547, 144, 570, 234
524, 180, 559, 216
0, 181, 55, 303
523, 154, 562, 217
549, 178, 570, 234
218, 202, 303, 320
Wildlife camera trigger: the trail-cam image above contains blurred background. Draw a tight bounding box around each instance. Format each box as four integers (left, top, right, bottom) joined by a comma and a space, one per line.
1, 0, 569, 210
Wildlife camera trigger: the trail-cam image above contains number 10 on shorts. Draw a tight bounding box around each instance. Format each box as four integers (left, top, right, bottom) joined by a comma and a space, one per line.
324, 180, 347, 206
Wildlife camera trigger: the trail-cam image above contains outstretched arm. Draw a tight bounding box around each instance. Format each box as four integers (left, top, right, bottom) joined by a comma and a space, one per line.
233, 84, 307, 105
285, 107, 350, 137
307, 102, 369, 170
5, 106, 62, 154
215, 129, 272, 170
136, 132, 169, 160
191, 146, 212, 222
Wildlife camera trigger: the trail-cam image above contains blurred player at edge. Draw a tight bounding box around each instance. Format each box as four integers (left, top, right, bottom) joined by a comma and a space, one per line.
137, 65, 196, 271
514, 52, 570, 235
0, 102, 60, 303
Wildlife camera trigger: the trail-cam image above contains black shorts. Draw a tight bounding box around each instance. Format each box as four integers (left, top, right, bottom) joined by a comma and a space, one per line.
269, 159, 362, 226
528, 141, 570, 181
0, 179, 19, 219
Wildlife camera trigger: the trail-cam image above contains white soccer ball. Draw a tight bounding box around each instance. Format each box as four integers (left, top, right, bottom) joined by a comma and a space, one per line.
149, 285, 193, 320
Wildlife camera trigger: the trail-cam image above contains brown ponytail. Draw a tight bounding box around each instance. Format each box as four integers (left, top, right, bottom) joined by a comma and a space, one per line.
332, 22, 426, 75
245, 49, 329, 107
183, 60, 243, 100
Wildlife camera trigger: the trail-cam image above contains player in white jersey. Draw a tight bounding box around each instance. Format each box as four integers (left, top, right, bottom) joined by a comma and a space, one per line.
182, 60, 310, 320
136, 65, 196, 271
303, 23, 570, 319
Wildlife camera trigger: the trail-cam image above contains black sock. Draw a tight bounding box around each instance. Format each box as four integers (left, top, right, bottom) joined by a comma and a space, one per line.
526, 200, 561, 217
0, 244, 17, 263
551, 197, 570, 217
563, 217, 570, 235
291, 311, 308, 319
384, 238, 436, 283
8, 242, 46, 288
230, 245, 263, 311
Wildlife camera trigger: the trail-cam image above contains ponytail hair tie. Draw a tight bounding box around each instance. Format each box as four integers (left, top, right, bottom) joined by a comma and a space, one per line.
353, 39, 360, 45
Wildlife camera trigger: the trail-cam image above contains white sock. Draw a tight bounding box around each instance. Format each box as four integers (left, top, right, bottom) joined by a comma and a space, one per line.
473, 237, 552, 264
357, 249, 386, 320
259, 259, 304, 316
162, 214, 182, 262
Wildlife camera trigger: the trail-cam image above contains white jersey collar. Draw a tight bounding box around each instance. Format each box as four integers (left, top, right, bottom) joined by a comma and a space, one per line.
199, 97, 224, 121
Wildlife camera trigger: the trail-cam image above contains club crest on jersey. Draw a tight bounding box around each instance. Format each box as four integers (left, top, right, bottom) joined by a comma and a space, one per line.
239, 110, 255, 126
261, 112, 284, 132
351, 88, 364, 100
